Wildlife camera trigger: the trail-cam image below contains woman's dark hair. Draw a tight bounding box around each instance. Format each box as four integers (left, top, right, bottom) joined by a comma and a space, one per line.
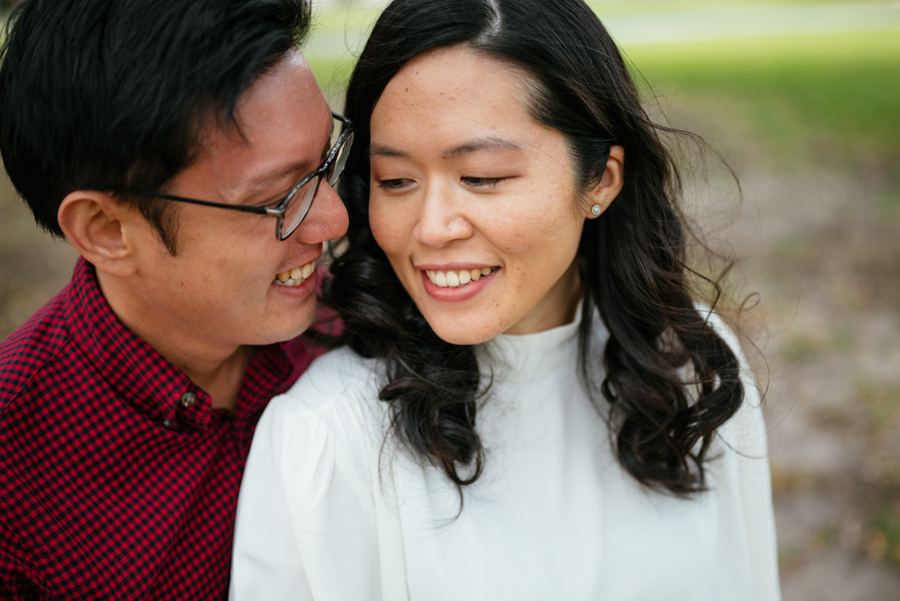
327, 0, 744, 497
0, 0, 310, 254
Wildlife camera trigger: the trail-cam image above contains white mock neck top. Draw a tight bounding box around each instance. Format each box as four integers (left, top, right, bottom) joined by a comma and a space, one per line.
231, 308, 780, 601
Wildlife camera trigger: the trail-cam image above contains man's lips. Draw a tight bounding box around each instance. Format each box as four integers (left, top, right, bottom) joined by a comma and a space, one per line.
273, 260, 317, 287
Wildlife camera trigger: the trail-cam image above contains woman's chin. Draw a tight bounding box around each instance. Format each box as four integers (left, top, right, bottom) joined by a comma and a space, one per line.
422, 315, 500, 347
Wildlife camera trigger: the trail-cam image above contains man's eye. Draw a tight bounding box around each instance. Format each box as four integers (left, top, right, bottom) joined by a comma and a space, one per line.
255, 192, 288, 210
462, 177, 502, 188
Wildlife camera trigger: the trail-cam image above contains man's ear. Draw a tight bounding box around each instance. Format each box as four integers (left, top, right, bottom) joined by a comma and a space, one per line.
57, 190, 139, 277
585, 145, 625, 218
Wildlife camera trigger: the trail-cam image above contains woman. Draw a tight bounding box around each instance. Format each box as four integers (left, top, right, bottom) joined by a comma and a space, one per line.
231, 0, 780, 599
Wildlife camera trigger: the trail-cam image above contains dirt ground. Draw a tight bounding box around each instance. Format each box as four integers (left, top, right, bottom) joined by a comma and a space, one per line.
2, 92, 899, 600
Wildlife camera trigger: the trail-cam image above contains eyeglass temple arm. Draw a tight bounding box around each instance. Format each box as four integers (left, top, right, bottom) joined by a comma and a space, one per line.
116, 189, 279, 215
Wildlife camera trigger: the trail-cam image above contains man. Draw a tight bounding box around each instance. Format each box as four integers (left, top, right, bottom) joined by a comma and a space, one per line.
0, 0, 350, 597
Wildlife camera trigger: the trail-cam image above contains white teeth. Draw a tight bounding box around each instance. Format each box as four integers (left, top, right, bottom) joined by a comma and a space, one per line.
274, 261, 316, 287
425, 267, 497, 288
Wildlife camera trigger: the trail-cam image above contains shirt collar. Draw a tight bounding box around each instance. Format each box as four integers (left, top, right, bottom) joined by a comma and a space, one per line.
65, 258, 294, 432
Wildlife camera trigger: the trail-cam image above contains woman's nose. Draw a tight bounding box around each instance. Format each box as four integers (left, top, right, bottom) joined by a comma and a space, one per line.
413, 186, 474, 248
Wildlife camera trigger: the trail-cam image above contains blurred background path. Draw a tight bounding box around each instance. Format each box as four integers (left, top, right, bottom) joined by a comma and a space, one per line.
2, 1, 899, 598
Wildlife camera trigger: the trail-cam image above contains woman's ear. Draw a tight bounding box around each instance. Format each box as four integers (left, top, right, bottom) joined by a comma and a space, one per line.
57, 190, 139, 277
586, 145, 624, 218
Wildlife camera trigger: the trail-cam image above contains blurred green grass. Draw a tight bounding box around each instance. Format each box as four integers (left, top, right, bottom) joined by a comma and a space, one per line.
626, 30, 900, 157
587, 0, 893, 16
310, 0, 893, 32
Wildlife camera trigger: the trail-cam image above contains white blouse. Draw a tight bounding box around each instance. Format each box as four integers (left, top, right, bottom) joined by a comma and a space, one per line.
231, 308, 781, 600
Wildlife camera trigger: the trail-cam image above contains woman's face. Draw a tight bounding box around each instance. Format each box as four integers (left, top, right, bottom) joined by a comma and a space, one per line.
368, 46, 621, 345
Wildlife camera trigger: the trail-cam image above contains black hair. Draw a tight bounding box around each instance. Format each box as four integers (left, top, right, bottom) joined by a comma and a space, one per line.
0, 0, 311, 253
327, 0, 744, 497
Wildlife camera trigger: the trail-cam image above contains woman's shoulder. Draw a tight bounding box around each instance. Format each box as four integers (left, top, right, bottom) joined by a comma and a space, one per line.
693, 304, 758, 394
248, 347, 391, 493
294, 345, 380, 391
692, 304, 768, 458
263, 347, 387, 439
694, 304, 742, 357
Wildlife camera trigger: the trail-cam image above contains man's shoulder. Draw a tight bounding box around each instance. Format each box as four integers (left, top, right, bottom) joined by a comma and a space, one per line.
0, 287, 73, 414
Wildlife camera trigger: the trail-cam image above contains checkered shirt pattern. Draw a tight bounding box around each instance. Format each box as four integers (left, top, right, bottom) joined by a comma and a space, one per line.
0, 258, 322, 600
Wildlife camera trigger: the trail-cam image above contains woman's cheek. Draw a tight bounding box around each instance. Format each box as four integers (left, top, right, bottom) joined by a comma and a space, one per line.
368, 198, 395, 250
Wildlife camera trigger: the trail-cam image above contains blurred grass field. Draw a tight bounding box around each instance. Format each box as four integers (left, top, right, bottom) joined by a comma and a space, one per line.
2, 1, 900, 597
627, 30, 900, 159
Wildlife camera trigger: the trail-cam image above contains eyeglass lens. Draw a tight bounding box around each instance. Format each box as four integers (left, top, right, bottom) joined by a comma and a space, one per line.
281, 130, 355, 240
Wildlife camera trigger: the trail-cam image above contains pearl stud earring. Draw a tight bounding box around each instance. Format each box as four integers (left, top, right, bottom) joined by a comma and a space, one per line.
591, 204, 601, 216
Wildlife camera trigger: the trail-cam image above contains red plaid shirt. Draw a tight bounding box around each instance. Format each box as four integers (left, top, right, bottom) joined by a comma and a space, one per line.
0, 258, 321, 600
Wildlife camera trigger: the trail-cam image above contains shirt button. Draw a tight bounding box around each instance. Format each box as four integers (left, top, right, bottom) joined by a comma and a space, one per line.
162, 418, 175, 429
180, 392, 198, 408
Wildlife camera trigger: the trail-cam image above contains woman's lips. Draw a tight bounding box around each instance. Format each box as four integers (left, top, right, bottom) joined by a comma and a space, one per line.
420, 267, 499, 302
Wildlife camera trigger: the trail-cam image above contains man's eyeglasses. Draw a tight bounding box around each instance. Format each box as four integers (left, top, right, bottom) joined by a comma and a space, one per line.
112, 112, 355, 241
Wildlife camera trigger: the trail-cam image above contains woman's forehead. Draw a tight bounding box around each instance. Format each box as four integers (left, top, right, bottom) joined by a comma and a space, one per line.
377, 46, 531, 112
370, 47, 544, 152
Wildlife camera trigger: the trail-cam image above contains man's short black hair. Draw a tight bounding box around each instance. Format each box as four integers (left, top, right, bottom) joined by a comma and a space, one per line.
0, 0, 311, 252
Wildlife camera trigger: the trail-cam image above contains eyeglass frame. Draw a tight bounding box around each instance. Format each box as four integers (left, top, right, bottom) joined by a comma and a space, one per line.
109, 111, 355, 241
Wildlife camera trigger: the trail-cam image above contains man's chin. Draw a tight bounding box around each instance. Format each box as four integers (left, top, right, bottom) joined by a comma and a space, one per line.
242, 305, 317, 347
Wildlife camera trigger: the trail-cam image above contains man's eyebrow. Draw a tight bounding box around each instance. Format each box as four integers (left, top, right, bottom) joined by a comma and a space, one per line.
246, 159, 316, 190
370, 137, 524, 160
246, 135, 333, 191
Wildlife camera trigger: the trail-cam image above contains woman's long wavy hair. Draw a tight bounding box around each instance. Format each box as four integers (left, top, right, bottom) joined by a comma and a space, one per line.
325, 0, 744, 497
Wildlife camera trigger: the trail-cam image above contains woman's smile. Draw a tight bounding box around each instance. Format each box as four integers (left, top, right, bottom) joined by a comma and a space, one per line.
423, 266, 496, 289
420, 265, 500, 302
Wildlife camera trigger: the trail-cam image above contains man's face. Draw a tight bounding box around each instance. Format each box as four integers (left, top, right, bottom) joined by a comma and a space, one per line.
128, 52, 348, 353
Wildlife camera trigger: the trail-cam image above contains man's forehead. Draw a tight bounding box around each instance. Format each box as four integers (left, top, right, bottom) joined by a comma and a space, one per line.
207, 51, 326, 143
176, 52, 332, 199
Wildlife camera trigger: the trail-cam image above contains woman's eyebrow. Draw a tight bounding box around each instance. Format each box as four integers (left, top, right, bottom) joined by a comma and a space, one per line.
369, 137, 524, 160
370, 143, 406, 158
442, 137, 523, 158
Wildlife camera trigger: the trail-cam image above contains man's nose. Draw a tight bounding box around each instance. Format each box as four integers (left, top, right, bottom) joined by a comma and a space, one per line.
293, 179, 349, 244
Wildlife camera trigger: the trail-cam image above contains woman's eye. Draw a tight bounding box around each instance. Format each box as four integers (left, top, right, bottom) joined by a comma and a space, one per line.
378, 178, 412, 191
462, 177, 502, 188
